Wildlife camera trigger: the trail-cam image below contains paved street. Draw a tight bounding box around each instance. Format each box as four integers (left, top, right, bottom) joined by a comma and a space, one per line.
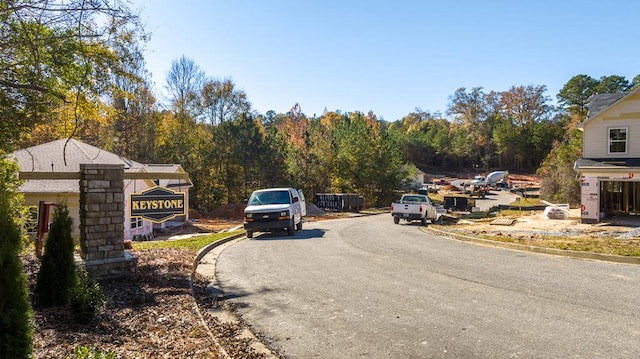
466, 187, 519, 212
448, 179, 520, 212
215, 214, 640, 358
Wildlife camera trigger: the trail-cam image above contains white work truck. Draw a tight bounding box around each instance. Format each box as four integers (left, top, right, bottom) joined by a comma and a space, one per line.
243, 188, 306, 238
391, 194, 440, 226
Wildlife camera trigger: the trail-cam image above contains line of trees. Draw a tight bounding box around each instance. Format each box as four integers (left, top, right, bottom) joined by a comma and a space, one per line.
2, 1, 640, 212
1, 3, 639, 353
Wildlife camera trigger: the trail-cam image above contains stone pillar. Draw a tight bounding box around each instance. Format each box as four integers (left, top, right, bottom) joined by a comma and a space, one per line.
79, 164, 136, 280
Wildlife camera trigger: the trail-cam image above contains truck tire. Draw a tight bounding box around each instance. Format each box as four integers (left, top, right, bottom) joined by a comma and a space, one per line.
246, 230, 253, 238
296, 218, 303, 231
421, 218, 427, 226
287, 220, 295, 236
393, 217, 399, 224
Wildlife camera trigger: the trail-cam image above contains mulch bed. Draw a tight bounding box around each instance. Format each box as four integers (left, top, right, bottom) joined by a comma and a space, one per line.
21, 203, 341, 358
22, 248, 269, 359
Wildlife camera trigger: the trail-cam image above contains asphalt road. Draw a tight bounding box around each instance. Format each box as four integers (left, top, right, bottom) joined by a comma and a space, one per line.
215, 214, 640, 358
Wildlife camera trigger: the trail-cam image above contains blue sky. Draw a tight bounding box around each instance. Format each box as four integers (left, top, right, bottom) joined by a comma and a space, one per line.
131, 0, 640, 121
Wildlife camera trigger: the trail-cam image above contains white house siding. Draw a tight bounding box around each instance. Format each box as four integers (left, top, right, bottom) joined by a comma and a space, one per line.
23, 192, 81, 238
21, 179, 157, 242
583, 112, 640, 158
610, 93, 640, 118
578, 90, 640, 223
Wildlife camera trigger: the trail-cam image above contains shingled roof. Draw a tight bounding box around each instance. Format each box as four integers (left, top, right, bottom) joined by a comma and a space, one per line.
141, 164, 193, 189
12, 139, 142, 172
587, 93, 626, 118
11, 139, 143, 193
577, 87, 640, 130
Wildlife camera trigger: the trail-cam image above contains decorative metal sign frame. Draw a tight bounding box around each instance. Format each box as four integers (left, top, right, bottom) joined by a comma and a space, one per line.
130, 186, 187, 223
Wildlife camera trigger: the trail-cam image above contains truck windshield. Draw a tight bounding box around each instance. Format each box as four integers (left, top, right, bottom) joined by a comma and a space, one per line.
403, 196, 425, 203
248, 190, 291, 205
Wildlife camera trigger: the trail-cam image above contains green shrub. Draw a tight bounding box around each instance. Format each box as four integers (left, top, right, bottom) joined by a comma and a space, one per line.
67, 345, 117, 359
69, 268, 106, 324
0, 156, 34, 358
35, 202, 78, 307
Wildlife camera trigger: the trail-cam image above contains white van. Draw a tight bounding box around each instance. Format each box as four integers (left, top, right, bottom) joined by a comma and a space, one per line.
243, 188, 306, 238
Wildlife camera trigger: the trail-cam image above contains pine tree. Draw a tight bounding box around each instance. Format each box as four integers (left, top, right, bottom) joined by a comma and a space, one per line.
35, 203, 77, 307
0, 157, 34, 358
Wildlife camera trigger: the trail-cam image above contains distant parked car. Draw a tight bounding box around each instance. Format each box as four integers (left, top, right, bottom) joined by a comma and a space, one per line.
434, 178, 450, 186
471, 175, 487, 186
418, 187, 438, 195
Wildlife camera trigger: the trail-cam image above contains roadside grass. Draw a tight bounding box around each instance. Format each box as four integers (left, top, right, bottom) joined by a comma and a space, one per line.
131, 230, 243, 251
479, 233, 640, 257
428, 193, 444, 204
360, 208, 389, 214
458, 211, 493, 220
438, 198, 640, 258
506, 198, 545, 207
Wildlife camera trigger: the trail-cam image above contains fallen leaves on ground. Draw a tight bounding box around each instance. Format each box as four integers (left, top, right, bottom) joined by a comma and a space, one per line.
23, 248, 269, 359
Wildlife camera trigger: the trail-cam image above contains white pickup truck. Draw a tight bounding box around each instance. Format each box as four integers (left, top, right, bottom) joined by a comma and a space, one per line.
243, 188, 306, 238
391, 194, 440, 226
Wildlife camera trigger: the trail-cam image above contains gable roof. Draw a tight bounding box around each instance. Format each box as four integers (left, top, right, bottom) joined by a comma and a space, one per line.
587, 93, 626, 118
12, 138, 143, 173
11, 139, 191, 193
141, 164, 193, 188
578, 87, 640, 129
11, 139, 142, 193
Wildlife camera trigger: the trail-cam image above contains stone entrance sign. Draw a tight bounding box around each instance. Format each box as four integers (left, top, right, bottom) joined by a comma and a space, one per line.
79, 164, 136, 280
20, 163, 190, 280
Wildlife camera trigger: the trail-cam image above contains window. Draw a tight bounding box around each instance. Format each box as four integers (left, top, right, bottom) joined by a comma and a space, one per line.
131, 217, 143, 229
608, 127, 627, 154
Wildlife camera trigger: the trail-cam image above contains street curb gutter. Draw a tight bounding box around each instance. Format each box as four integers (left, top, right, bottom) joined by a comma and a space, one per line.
188, 233, 244, 359
189, 232, 280, 359
422, 226, 640, 266
193, 232, 245, 270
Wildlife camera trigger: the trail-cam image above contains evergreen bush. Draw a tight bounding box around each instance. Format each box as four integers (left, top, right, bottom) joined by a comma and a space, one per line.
35, 202, 77, 307
0, 156, 34, 358
69, 268, 106, 324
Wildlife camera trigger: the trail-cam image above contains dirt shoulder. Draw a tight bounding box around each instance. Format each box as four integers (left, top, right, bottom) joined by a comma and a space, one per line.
433, 209, 640, 258
442, 209, 640, 238
25, 249, 231, 359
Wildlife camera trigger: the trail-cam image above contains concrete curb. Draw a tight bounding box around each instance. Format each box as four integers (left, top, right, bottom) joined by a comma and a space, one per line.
189, 232, 281, 359
193, 232, 245, 269
188, 232, 245, 359
422, 226, 640, 265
